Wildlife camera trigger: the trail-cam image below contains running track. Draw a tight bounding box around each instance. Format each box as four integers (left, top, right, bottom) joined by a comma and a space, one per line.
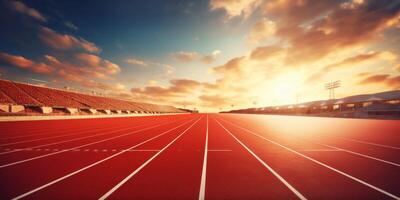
0, 114, 399, 199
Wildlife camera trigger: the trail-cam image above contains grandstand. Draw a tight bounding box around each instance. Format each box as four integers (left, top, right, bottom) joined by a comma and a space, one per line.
0, 79, 187, 116
223, 90, 400, 119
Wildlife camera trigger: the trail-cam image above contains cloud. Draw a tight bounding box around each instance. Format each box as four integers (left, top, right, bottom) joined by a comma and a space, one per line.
0, 52, 53, 74
125, 57, 149, 66
198, 94, 230, 107
212, 56, 246, 74
358, 74, 400, 89
250, 45, 282, 60
38, 27, 101, 53
209, 0, 262, 19
172, 50, 221, 64
172, 51, 200, 62
306, 51, 396, 83
0, 52, 123, 91
131, 79, 202, 98
65, 21, 78, 30
247, 18, 277, 44
278, 0, 400, 64
75, 53, 121, 75
8, 0, 47, 22
201, 50, 221, 64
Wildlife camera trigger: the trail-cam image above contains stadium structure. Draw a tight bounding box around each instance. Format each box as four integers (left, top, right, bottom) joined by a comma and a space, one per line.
0, 79, 189, 116
223, 90, 400, 119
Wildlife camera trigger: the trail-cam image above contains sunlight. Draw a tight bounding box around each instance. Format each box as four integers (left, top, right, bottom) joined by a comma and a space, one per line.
271, 72, 302, 105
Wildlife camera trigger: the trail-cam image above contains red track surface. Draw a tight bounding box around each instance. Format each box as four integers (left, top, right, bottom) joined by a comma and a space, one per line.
0, 114, 399, 199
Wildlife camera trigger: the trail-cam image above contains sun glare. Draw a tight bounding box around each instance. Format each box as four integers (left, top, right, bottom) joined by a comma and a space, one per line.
271, 73, 302, 105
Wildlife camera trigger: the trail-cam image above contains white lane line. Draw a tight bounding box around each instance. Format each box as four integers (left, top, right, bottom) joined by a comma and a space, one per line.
199, 114, 209, 200
0, 125, 127, 147
10, 117, 199, 200
98, 116, 202, 200
0, 118, 186, 169
216, 119, 307, 200
126, 150, 160, 152
337, 137, 400, 150
0, 120, 164, 155
0, 125, 141, 155
208, 150, 232, 152
219, 118, 400, 200
312, 142, 400, 167
301, 149, 341, 152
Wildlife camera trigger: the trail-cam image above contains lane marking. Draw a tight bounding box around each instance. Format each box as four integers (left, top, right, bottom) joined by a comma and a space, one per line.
337, 137, 400, 150
312, 142, 400, 167
0, 124, 129, 147
10, 117, 199, 200
208, 149, 232, 152
301, 149, 341, 152
0, 121, 162, 155
199, 114, 208, 200
99, 116, 203, 200
127, 149, 160, 152
216, 119, 307, 200
0, 117, 188, 169
219, 118, 400, 200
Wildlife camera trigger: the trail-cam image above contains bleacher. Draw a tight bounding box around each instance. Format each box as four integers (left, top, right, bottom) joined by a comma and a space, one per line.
223, 90, 400, 119
0, 79, 187, 115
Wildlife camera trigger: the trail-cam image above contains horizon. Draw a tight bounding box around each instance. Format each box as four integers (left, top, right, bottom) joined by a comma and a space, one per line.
0, 0, 399, 112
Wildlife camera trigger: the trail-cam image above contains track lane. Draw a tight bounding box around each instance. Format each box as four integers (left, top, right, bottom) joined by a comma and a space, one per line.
0, 115, 191, 167
0, 115, 180, 155
0, 115, 197, 199
98, 115, 205, 200
217, 115, 397, 199
205, 116, 301, 199
0, 115, 178, 146
10, 117, 200, 200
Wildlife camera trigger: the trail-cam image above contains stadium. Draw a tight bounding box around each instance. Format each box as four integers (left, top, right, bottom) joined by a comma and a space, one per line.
0, 0, 399, 200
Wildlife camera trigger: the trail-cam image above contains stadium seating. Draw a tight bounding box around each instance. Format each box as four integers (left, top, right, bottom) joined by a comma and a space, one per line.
0, 80, 41, 106
0, 90, 14, 104
0, 79, 187, 115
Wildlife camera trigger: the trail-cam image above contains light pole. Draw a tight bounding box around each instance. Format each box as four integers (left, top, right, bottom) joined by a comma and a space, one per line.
325, 80, 341, 99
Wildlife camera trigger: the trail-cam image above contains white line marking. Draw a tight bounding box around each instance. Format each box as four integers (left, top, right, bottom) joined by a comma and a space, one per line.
199, 114, 208, 200
0, 118, 185, 169
208, 149, 232, 152
0, 125, 126, 147
126, 149, 160, 152
10, 117, 199, 200
98, 116, 202, 200
0, 121, 159, 155
219, 118, 400, 200
216, 119, 307, 200
313, 142, 400, 167
338, 137, 400, 150
301, 149, 341, 152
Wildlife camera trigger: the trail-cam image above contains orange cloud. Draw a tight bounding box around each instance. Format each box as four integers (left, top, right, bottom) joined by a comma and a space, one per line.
172, 50, 221, 64
131, 79, 202, 98
172, 51, 200, 62
250, 45, 282, 60
125, 57, 149, 66
38, 27, 101, 53
201, 50, 221, 64
280, 1, 400, 64
0, 52, 123, 92
359, 74, 400, 89
247, 18, 277, 43
210, 0, 262, 19
75, 53, 121, 75
0, 53, 53, 74
8, 0, 47, 22
306, 52, 387, 83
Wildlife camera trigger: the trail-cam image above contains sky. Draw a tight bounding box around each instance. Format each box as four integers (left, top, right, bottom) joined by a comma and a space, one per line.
0, 0, 399, 112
